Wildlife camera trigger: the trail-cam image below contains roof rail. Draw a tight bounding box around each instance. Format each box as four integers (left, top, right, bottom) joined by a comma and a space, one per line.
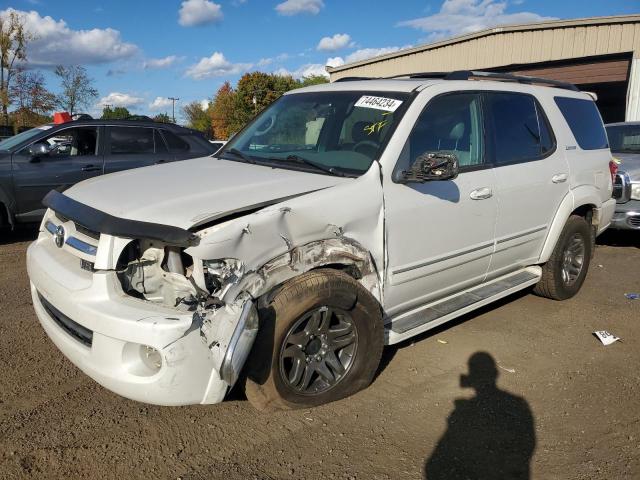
443, 70, 579, 91
334, 76, 374, 82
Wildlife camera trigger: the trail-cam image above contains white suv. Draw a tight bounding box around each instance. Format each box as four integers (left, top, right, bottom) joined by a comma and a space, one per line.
27, 71, 616, 410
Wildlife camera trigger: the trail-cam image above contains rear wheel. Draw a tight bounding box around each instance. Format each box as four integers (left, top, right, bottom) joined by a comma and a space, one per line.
534, 214, 593, 300
244, 269, 384, 411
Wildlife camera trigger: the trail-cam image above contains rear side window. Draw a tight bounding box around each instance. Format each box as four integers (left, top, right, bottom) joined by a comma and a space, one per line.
554, 97, 608, 150
109, 127, 155, 155
161, 130, 191, 153
485, 92, 554, 165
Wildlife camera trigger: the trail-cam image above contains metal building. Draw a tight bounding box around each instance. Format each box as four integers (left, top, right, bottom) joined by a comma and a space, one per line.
326, 15, 640, 123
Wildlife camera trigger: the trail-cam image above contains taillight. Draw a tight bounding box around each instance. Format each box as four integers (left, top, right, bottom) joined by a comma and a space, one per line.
609, 159, 619, 183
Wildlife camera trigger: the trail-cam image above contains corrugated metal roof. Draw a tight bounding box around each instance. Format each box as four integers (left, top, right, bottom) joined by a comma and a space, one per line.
327, 14, 640, 74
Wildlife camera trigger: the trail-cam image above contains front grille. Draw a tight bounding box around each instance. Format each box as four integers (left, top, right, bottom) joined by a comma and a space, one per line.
38, 293, 93, 347
54, 212, 100, 240
628, 216, 640, 228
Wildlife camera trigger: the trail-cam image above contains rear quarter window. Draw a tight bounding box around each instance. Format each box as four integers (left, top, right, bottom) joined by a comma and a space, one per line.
554, 97, 608, 150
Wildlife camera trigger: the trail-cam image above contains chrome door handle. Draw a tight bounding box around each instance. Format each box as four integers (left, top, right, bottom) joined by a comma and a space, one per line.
552, 173, 568, 183
81, 164, 101, 172
470, 187, 493, 200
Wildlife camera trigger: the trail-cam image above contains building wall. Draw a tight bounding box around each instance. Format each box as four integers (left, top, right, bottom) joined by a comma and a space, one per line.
328, 17, 640, 120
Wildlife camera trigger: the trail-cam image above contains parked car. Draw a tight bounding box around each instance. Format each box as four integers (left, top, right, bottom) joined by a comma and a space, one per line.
606, 122, 640, 229
209, 139, 227, 154
0, 118, 217, 228
27, 71, 616, 410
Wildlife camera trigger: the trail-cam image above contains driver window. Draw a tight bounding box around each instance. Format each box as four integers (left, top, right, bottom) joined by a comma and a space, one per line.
405, 93, 484, 169
43, 127, 99, 158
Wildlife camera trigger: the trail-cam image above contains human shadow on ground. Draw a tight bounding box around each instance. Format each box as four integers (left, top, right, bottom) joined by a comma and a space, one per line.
424, 352, 536, 480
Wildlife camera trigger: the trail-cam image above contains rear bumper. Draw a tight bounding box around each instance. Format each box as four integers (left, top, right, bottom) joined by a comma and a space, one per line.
609, 200, 640, 230
598, 198, 617, 234
27, 236, 228, 406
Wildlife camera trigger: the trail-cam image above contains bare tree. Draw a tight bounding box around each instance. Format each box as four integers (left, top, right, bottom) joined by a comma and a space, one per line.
54, 65, 98, 115
10, 68, 56, 126
0, 11, 32, 125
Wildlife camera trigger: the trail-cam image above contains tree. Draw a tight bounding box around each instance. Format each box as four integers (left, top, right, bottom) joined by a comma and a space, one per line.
54, 65, 98, 115
210, 81, 237, 140
10, 68, 56, 126
234, 72, 297, 127
0, 11, 32, 125
101, 106, 130, 119
182, 101, 212, 136
298, 75, 328, 88
153, 112, 171, 123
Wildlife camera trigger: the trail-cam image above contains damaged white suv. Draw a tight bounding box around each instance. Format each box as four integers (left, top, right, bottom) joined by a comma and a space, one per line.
27, 71, 616, 410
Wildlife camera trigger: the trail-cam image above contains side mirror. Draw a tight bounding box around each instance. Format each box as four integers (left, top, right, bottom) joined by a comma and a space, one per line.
27, 142, 51, 160
400, 152, 459, 183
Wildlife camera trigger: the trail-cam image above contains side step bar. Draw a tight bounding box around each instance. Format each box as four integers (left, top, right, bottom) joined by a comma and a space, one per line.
385, 267, 541, 345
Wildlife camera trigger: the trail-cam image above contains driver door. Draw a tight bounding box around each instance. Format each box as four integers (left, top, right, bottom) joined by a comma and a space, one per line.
12, 126, 103, 220
383, 92, 498, 317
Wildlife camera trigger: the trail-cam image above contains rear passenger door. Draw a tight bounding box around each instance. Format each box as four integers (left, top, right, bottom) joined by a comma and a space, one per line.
485, 91, 570, 279
104, 126, 171, 174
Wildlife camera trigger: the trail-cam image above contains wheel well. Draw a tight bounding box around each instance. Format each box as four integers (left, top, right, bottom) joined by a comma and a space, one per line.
571, 204, 595, 224
311, 263, 362, 280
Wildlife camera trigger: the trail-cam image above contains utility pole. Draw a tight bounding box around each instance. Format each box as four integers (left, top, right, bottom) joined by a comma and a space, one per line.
168, 97, 179, 123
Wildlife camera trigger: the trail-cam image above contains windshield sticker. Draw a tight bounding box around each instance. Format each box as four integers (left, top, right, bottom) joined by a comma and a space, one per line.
37, 125, 53, 130
355, 96, 403, 112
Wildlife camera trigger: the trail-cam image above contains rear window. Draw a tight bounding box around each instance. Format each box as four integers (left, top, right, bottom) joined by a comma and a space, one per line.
554, 97, 608, 150
109, 127, 155, 155
486, 92, 554, 165
161, 130, 190, 153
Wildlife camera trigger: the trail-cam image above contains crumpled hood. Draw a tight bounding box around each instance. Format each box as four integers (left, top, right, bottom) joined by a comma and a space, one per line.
64, 157, 350, 229
614, 153, 640, 181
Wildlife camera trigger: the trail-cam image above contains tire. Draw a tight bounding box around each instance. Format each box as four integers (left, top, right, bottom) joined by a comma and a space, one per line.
244, 269, 384, 411
533, 214, 593, 300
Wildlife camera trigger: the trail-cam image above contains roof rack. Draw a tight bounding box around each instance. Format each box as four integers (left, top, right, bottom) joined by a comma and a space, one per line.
442, 70, 579, 91
335, 69, 579, 91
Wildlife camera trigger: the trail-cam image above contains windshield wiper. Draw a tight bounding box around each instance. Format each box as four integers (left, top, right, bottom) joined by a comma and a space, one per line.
223, 148, 256, 164
278, 154, 349, 177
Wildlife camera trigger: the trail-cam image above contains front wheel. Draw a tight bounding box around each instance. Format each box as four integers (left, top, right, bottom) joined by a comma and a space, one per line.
243, 269, 384, 411
534, 214, 593, 300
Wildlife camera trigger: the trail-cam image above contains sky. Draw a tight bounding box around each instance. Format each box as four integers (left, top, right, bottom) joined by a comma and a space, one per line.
2, 0, 638, 122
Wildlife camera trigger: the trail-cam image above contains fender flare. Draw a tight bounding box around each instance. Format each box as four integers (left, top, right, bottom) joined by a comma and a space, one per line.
538, 186, 601, 263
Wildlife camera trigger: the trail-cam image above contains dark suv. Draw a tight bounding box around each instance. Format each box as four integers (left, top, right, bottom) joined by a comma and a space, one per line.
0, 119, 216, 227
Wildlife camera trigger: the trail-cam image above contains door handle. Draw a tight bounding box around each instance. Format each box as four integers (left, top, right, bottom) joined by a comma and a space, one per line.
81, 165, 101, 172
155, 159, 167, 164
469, 187, 493, 200
552, 173, 568, 183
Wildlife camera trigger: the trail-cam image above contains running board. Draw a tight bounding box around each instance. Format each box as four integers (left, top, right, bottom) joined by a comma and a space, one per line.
385, 267, 542, 345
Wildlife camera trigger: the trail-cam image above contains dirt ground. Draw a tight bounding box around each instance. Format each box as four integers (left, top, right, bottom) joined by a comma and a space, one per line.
0, 227, 638, 480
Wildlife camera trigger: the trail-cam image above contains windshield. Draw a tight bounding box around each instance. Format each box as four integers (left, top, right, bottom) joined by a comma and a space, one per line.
0, 125, 52, 151
606, 125, 640, 154
221, 90, 410, 176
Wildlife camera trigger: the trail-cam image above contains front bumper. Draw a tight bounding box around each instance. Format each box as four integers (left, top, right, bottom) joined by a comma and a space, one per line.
609, 199, 640, 230
27, 235, 228, 406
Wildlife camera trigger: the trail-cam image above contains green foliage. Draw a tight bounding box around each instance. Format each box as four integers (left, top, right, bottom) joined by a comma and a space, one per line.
298, 75, 329, 88
101, 106, 130, 120
182, 101, 212, 137
153, 112, 171, 123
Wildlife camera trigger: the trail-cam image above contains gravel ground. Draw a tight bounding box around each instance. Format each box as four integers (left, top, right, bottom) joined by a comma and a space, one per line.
0, 227, 638, 480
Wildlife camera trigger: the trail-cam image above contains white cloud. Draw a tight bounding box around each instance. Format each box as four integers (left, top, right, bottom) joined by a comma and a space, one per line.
275, 0, 324, 16
326, 56, 345, 68
1, 8, 137, 66
200, 99, 211, 110
98, 92, 144, 108
327, 46, 413, 67
185, 52, 252, 79
317, 33, 352, 52
143, 55, 180, 69
149, 97, 174, 110
275, 63, 328, 79
397, 0, 555, 39
178, 0, 223, 27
